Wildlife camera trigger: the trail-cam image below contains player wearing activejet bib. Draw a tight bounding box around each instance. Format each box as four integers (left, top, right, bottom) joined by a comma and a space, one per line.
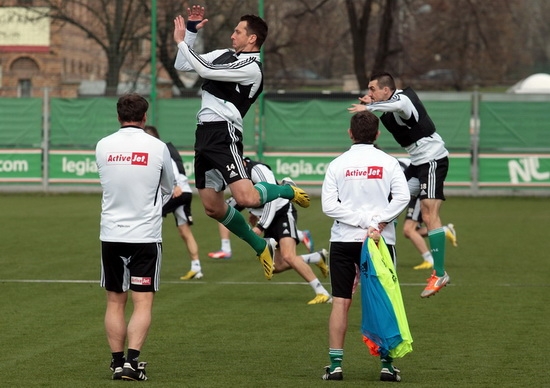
321, 111, 409, 382
95, 94, 175, 381
96, 124, 174, 243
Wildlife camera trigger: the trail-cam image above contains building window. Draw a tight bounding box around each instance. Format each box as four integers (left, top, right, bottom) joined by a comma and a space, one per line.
18, 79, 32, 97
10, 57, 39, 73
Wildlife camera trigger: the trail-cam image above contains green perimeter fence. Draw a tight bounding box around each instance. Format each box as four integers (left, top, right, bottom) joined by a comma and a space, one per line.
1, 90, 549, 195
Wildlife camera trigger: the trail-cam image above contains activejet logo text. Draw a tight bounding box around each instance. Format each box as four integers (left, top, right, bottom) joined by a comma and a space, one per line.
106, 152, 149, 166
344, 166, 383, 179
131, 276, 152, 286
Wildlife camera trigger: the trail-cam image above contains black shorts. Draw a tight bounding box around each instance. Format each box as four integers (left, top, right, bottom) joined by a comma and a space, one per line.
329, 241, 395, 299
263, 203, 300, 244
194, 121, 248, 190
163, 192, 193, 226
405, 156, 448, 201
100, 242, 162, 293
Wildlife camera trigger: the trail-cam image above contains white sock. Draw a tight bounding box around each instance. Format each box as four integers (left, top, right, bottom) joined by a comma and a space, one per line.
221, 239, 231, 253
422, 251, 434, 264
309, 279, 329, 295
297, 229, 304, 241
302, 251, 321, 264
191, 260, 201, 272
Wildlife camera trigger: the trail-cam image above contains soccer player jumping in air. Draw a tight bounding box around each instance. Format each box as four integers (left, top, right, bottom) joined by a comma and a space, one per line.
173, 6, 310, 280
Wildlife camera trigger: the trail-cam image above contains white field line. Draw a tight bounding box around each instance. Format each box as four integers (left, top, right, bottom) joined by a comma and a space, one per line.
0, 279, 432, 287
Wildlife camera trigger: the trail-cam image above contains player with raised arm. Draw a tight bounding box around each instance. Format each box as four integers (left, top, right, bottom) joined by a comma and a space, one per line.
173, 6, 310, 281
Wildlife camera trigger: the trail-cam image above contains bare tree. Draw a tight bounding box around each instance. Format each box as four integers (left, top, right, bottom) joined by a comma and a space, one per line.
258, 0, 353, 89
400, 0, 535, 89
27, 0, 549, 96
149, 0, 187, 95
346, 0, 405, 90
345, 0, 373, 90
371, 0, 398, 75
527, 0, 550, 73
33, 0, 150, 96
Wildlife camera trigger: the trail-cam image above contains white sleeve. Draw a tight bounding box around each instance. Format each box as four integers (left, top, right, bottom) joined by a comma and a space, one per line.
175, 42, 260, 83
367, 93, 417, 121
174, 29, 199, 71
160, 146, 175, 196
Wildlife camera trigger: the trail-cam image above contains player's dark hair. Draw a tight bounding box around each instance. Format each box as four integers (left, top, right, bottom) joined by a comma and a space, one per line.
370, 72, 396, 91
144, 125, 160, 139
350, 111, 379, 144
241, 14, 268, 48
117, 93, 148, 123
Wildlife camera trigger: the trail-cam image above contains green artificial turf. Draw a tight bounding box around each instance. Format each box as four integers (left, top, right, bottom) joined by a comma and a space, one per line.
0, 194, 548, 387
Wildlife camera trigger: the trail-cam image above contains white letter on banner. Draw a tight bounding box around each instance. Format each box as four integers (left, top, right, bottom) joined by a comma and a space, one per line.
508, 157, 550, 184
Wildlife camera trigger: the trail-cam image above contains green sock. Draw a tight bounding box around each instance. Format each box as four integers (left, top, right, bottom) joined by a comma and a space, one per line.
220, 206, 265, 254
254, 182, 294, 205
328, 348, 343, 372
381, 355, 394, 373
428, 227, 446, 276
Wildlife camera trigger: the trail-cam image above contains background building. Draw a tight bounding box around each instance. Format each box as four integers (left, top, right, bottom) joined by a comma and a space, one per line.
0, 3, 106, 97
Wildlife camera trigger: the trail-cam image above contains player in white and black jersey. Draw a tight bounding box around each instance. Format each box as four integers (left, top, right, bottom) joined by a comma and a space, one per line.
96, 94, 175, 381
173, 5, 310, 281
349, 72, 451, 298
215, 157, 331, 304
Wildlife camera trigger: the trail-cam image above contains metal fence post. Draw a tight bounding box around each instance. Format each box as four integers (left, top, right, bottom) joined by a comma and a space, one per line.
42, 87, 50, 192
470, 87, 480, 195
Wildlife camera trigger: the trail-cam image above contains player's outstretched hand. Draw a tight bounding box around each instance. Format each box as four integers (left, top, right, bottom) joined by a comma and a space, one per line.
348, 103, 368, 113
348, 94, 372, 113
173, 15, 186, 44
187, 5, 209, 30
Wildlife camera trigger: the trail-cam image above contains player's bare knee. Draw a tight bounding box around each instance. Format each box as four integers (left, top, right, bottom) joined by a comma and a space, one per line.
203, 206, 224, 219
282, 255, 299, 268
234, 192, 260, 208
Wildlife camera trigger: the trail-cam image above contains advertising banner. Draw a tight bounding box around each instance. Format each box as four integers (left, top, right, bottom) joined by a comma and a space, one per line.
5, 150, 549, 191
0, 149, 42, 182
478, 154, 550, 188
48, 150, 99, 184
